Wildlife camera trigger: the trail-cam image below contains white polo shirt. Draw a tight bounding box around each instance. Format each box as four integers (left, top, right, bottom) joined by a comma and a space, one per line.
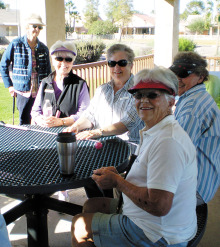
122, 115, 197, 245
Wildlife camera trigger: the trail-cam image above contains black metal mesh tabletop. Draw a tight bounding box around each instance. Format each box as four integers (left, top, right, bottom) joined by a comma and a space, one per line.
0, 125, 130, 194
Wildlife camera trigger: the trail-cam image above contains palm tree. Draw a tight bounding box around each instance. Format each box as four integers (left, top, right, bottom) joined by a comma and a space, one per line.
65, 0, 80, 33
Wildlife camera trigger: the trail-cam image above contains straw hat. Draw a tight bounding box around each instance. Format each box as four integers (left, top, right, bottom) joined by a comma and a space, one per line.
26, 13, 45, 26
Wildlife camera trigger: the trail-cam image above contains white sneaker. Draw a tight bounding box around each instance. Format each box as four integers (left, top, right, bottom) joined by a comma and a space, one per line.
58, 191, 69, 202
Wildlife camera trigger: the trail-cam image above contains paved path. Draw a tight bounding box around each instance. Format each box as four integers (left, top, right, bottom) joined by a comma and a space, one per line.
0, 188, 87, 247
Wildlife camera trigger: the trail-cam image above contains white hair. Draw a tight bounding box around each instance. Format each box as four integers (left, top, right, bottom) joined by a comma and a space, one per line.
134, 66, 179, 96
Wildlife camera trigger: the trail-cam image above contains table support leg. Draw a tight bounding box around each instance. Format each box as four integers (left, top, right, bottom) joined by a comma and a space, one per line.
3, 194, 83, 247
42, 196, 82, 215
3, 198, 32, 225
26, 207, 49, 247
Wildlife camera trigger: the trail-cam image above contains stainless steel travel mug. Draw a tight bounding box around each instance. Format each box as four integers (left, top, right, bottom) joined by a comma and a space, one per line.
56, 132, 77, 175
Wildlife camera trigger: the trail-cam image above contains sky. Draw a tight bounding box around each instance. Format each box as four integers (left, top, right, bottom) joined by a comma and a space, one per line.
3, 0, 191, 16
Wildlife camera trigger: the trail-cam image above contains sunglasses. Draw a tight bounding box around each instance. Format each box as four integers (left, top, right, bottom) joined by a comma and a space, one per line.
108, 59, 130, 67
32, 24, 43, 30
133, 92, 162, 100
175, 69, 194, 78
170, 64, 195, 79
55, 57, 73, 62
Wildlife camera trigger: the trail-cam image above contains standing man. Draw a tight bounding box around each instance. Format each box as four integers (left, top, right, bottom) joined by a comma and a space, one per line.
0, 14, 51, 125
170, 51, 220, 205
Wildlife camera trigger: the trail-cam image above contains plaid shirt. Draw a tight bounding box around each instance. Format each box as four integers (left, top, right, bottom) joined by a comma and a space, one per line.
82, 75, 144, 143
0, 35, 51, 92
31, 47, 38, 97
175, 84, 220, 203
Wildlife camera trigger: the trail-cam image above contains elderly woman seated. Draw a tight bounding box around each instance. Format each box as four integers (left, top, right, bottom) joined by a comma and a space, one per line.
71, 67, 198, 247
31, 40, 90, 127
31, 40, 90, 201
170, 51, 220, 205
64, 43, 144, 145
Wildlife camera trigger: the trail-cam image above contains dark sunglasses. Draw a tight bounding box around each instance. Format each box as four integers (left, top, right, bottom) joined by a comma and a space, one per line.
108, 59, 130, 67
133, 92, 161, 100
170, 64, 195, 79
55, 57, 73, 62
175, 69, 194, 78
32, 24, 43, 30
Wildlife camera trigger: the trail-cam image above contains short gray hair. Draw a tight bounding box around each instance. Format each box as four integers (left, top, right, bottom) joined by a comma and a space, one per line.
134, 66, 179, 96
107, 44, 135, 63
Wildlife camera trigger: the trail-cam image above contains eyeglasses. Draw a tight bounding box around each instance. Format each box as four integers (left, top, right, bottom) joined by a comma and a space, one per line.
32, 24, 43, 30
108, 59, 130, 67
55, 57, 73, 62
175, 69, 194, 78
133, 92, 162, 100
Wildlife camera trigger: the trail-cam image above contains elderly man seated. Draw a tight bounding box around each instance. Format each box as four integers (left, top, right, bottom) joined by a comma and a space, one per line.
71, 67, 198, 247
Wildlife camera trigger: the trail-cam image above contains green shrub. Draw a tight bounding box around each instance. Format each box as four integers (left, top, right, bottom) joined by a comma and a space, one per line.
88, 20, 118, 35
0, 48, 5, 61
179, 38, 196, 52
188, 18, 209, 34
74, 40, 106, 64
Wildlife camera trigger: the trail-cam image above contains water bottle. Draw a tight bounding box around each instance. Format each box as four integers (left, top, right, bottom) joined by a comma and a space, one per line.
43, 99, 53, 117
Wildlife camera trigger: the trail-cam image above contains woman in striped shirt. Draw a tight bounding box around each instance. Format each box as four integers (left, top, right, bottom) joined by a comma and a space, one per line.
170, 51, 220, 204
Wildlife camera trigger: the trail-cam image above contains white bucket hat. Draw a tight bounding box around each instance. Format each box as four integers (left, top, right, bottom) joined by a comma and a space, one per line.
26, 14, 45, 26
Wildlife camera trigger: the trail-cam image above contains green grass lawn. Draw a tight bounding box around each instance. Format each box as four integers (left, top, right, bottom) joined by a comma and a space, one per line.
0, 83, 19, 125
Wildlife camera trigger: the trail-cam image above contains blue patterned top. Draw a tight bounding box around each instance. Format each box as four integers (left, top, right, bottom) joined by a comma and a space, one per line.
175, 83, 220, 203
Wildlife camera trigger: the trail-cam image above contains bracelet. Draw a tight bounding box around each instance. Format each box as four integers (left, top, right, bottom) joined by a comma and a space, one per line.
61, 119, 66, 126
97, 128, 104, 136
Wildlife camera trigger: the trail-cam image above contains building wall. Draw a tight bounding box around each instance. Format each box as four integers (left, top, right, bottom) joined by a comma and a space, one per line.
0, 26, 18, 37
0, 26, 6, 37
129, 15, 154, 28
6, 26, 18, 36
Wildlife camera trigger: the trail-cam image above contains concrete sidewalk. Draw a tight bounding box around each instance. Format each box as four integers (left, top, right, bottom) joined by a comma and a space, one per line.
0, 188, 87, 247
0, 187, 220, 247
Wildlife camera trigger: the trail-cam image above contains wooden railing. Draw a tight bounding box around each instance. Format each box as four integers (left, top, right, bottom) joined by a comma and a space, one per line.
72, 54, 154, 98
1, 54, 218, 98
205, 57, 220, 71
71, 55, 219, 98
